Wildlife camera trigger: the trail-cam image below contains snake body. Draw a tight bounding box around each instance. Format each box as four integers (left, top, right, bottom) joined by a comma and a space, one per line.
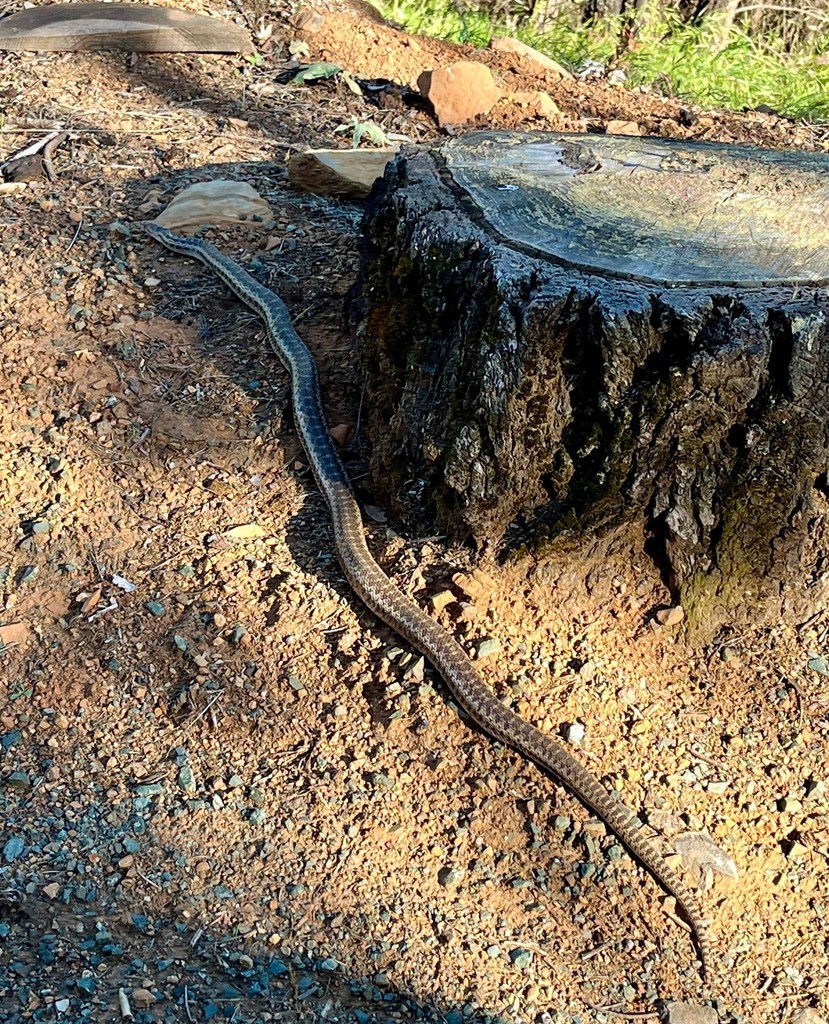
146, 222, 710, 981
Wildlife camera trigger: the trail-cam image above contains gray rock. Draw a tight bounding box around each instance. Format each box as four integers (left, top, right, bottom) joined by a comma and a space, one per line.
791, 1009, 828, 1024
438, 867, 464, 888
666, 1002, 718, 1024
177, 765, 196, 793
508, 948, 532, 969
476, 638, 502, 659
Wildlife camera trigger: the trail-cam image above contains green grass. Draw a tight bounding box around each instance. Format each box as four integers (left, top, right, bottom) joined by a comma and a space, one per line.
379, 0, 829, 121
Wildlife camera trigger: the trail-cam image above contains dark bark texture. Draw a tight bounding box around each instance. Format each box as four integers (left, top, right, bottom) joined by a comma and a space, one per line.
353, 131, 829, 640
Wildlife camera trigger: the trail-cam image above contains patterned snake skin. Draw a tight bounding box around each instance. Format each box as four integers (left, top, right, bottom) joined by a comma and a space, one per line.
145, 222, 711, 983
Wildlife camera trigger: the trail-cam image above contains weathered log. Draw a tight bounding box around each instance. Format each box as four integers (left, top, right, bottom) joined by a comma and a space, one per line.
0, 3, 252, 53
353, 130, 829, 640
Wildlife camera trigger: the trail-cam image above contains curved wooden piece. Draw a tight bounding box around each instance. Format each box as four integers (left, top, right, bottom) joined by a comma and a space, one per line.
0, 2, 252, 53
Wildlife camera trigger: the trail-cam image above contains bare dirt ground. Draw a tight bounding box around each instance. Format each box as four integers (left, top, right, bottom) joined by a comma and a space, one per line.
2, 2, 829, 1022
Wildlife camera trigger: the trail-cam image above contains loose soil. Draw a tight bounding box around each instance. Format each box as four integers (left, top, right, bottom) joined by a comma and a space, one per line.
2, 2, 829, 1023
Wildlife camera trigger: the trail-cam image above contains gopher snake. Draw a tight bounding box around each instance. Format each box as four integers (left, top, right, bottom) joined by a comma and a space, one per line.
146, 222, 711, 982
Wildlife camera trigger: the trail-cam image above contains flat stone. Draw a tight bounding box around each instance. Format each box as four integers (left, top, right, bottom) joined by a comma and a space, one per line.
508, 90, 560, 118
607, 118, 642, 136
430, 589, 456, 614
566, 721, 585, 745
3, 836, 25, 862
706, 780, 729, 795
490, 36, 572, 78
131, 987, 156, 1007
152, 180, 273, 235
437, 866, 464, 887
665, 1002, 718, 1024
288, 148, 399, 200
0, 622, 28, 649
673, 832, 739, 878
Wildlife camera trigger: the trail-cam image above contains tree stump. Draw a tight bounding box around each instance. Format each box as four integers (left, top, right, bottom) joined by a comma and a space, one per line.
354, 131, 829, 640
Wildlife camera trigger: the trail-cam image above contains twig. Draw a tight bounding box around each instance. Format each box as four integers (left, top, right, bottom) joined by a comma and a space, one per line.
134, 868, 162, 890
41, 129, 69, 181
663, 905, 692, 934
184, 984, 193, 1022
66, 218, 83, 252
118, 989, 134, 1018
584, 1000, 659, 1019
171, 692, 224, 745
580, 939, 612, 960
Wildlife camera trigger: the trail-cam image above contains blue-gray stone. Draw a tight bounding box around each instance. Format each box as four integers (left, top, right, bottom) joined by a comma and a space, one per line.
178, 765, 196, 793
508, 948, 532, 969
133, 784, 164, 797
3, 836, 25, 862
1, 730, 22, 751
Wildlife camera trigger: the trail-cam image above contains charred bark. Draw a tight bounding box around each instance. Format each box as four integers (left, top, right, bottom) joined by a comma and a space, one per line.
353, 131, 829, 640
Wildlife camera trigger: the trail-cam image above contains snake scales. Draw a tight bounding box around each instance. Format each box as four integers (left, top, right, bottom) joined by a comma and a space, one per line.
146, 222, 711, 982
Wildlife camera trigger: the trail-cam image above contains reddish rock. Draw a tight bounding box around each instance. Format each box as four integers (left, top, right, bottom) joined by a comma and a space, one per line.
490, 36, 572, 78
417, 61, 501, 126
508, 89, 560, 119
606, 118, 642, 135
654, 605, 685, 627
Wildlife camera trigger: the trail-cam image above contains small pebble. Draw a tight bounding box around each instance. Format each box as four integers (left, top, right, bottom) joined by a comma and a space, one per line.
476, 637, 502, 659
508, 948, 532, 969
438, 867, 464, 888
178, 765, 196, 793
132, 987, 156, 1007
566, 722, 585, 745
654, 605, 685, 626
